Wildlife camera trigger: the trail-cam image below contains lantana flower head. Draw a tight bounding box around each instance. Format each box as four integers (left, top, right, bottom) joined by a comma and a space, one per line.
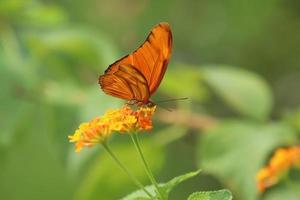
69, 105, 156, 152
256, 146, 300, 192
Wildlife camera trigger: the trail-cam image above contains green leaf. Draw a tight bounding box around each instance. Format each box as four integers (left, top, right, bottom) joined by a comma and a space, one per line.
159, 64, 208, 102
121, 170, 201, 200
283, 108, 300, 135
198, 120, 297, 200
0, 104, 72, 200
0, 0, 32, 17
187, 189, 232, 200
24, 28, 118, 83
162, 170, 202, 197
202, 65, 273, 120
78, 86, 123, 122
263, 181, 300, 200
23, 4, 67, 27
0, 66, 33, 148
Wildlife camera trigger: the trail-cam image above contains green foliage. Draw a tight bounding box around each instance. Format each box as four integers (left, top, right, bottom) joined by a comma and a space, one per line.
187, 189, 232, 200
160, 64, 208, 102
122, 170, 201, 200
198, 121, 297, 200
263, 179, 300, 200
201, 66, 273, 121
1, 0, 300, 200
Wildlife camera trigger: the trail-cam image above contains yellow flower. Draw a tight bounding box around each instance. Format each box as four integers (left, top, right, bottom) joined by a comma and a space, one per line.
68, 117, 111, 152
256, 146, 300, 193
68, 105, 156, 152
135, 106, 156, 131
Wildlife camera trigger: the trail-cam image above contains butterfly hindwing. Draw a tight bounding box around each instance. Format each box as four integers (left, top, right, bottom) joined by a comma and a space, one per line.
99, 64, 149, 102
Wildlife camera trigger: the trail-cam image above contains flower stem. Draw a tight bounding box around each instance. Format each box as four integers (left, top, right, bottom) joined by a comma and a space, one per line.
130, 133, 164, 200
101, 143, 153, 199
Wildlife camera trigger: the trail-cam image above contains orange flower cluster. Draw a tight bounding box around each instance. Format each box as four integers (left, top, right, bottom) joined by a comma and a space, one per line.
68, 105, 156, 152
256, 146, 300, 192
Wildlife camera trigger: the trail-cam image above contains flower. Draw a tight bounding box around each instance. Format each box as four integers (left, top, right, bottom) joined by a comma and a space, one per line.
69, 105, 156, 152
68, 117, 111, 152
256, 167, 278, 193
135, 106, 156, 131
256, 146, 300, 192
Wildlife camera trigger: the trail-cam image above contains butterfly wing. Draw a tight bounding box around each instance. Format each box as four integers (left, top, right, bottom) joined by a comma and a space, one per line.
99, 64, 150, 102
105, 22, 172, 95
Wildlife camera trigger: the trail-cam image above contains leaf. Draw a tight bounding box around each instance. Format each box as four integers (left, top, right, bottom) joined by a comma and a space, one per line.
23, 4, 67, 27
24, 28, 118, 83
159, 64, 208, 102
283, 108, 300, 135
198, 120, 297, 200
187, 189, 232, 200
0, 0, 32, 17
79, 86, 123, 122
263, 181, 300, 200
42, 81, 123, 119
120, 185, 156, 200
162, 170, 202, 197
121, 170, 201, 200
0, 66, 32, 148
0, 104, 72, 200
202, 65, 273, 121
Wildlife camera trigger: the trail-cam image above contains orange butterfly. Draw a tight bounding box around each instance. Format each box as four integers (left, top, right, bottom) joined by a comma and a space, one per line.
98, 22, 172, 107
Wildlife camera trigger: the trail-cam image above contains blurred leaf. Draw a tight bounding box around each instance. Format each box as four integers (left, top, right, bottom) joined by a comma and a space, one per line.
0, 104, 72, 200
187, 189, 232, 200
159, 64, 208, 102
0, 0, 66, 27
42, 80, 86, 106
22, 4, 67, 27
79, 86, 123, 121
121, 170, 201, 200
152, 125, 188, 147
74, 139, 165, 200
0, 66, 32, 148
263, 177, 300, 200
283, 108, 300, 135
198, 120, 297, 200
0, 0, 32, 17
25, 28, 118, 83
201, 66, 273, 121
42, 81, 123, 120
262, 169, 300, 200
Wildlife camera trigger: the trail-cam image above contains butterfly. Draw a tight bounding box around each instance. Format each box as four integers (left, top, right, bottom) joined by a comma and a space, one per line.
98, 22, 172, 107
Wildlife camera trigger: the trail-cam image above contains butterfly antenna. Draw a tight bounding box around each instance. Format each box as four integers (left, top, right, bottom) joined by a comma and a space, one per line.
156, 97, 188, 103
157, 104, 173, 112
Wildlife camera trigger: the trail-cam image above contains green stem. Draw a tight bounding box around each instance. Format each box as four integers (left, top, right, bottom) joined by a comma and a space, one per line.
130, 133, 164, 200
102, 143, 153, 199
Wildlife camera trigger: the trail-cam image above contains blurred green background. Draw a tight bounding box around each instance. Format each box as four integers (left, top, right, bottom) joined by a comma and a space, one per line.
1, 0, 300, 200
